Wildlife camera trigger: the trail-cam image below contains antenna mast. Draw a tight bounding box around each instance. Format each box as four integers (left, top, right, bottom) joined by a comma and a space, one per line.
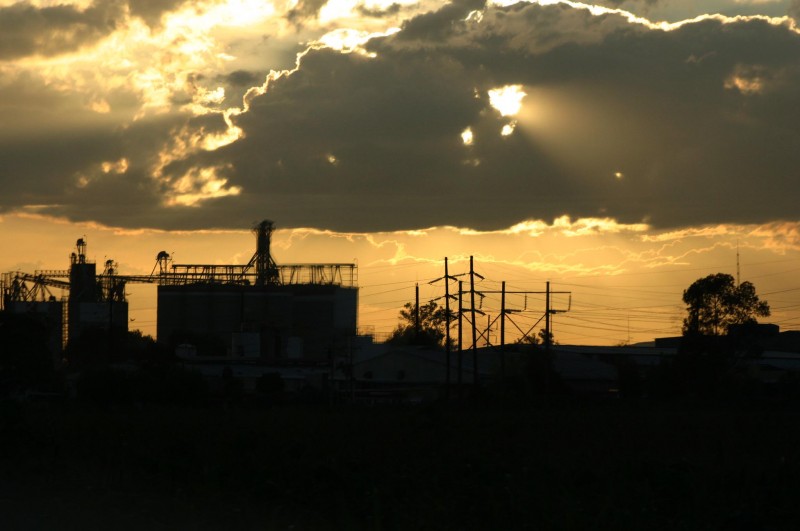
736, 240, 740, 286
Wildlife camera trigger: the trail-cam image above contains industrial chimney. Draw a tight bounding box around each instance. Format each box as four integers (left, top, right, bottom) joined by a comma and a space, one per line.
253, 220, 279, 286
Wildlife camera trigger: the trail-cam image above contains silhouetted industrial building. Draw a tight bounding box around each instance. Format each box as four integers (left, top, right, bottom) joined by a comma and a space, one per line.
159, 283, 357, 360
67, 239, 129, 342
1, 238, 130, 368
156, 220, 358, 362
2, 219, 357, 366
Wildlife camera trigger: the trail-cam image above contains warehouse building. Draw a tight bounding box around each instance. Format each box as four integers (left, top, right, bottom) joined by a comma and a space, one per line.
155, 220, 358, 362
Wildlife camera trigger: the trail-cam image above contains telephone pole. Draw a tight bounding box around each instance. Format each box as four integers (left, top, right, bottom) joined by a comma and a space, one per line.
458, 280, 463, 394
469, 256, 484, 387
415, 283, 420, 340
477, 284, 570, 346
545, 280, 551, 395
429, 257, 458, 399
478, 282, 571, 393
443, 261, 450, 398
500, 281, 506, 381
545, 281, 551, 358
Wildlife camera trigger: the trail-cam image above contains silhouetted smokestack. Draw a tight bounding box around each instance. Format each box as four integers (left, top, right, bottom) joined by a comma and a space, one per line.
254, 220, 277, 286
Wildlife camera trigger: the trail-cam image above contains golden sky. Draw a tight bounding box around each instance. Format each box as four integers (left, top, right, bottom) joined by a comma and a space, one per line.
2, 0, 800, 345
4, 212, 800, 346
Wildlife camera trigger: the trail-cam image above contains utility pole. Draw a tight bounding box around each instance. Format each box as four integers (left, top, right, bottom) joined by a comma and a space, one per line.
470, 256, 477, 387
479, 283, 571, 392
469, 256, 484, 387
479, 285, 571, 345
541, 281, 571, 347
542, 281, 571, 393
545, 280, 551, 358
500, 281, 506, 382
544, 280, 551, 395
415, 283, 420, 340
458, 280, 463, 395
444, 258, 453, 399
429, 257, 458, 399
107, 285, 113, 361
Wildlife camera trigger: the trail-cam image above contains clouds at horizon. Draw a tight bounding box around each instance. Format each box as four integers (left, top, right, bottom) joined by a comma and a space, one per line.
6, 209, 800, 343
1, 0, 799, 233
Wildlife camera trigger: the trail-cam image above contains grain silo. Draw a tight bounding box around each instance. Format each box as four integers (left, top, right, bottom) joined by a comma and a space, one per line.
156, 220, 358, 362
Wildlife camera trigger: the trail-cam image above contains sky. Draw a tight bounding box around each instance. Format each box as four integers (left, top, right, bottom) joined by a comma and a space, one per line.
2, 0, 800, 346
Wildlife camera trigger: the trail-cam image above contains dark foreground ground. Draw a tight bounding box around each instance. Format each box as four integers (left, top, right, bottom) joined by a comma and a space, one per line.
1, 399, 799, 530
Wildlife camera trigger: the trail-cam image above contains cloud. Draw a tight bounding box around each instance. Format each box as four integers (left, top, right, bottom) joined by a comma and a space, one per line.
790, 0, 800, 19
357, 3, 404, 18
287, 0, 330, 25
591, 0, 793, 22
126, 0, 192, 27
187, 2, 800, 232
0, 1, 124, 60
0, 0, 199, 60
2, 1, 800, 233
220, 69, 263, 87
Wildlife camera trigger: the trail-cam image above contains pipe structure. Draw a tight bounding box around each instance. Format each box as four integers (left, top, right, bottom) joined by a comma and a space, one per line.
253, 220, 280, 286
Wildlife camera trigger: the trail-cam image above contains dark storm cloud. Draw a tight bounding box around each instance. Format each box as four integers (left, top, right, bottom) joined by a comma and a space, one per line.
7, 1, 800, 232
126, 0, 189, 27
790, 0, 800, 20
0, 1, 124, 60
0, 68, 191, 221
0, 0, 196, 60
357, 3, 403, 18
0, 115, 174, 212
594, 0, 659, 6
165, 2, 800, 232
394, 0, 485, 42
216, 69, 266, 106
221, 69, 262, 87
286, 0, 330, 25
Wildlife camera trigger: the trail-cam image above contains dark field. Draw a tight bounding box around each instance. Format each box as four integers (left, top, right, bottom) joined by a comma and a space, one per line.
2, 400, 800, 530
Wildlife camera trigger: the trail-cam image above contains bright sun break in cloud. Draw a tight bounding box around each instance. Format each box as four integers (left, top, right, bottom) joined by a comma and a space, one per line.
488, 85, 527, 117
501, 122, 516, 136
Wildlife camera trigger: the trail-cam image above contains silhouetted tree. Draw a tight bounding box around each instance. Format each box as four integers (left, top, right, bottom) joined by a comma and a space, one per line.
539, 328, 556, 346
122, 330, 163, 362
668, 274, 771, 399
682, 273, 770, 336
516, 328, 557, 347
386, 300, 449, 347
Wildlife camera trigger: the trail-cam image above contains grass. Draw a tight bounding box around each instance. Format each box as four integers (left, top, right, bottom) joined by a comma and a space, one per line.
2, 400, 800, 530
